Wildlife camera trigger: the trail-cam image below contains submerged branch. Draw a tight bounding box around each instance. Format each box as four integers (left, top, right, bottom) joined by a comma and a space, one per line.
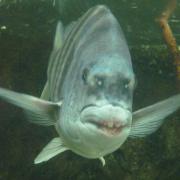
156, 0, 180, 83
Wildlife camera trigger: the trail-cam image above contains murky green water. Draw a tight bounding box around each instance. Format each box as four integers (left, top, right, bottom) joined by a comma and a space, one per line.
0, 0, 179, 179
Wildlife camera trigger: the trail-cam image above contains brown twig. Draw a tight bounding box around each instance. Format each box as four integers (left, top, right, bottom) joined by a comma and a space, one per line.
156, 0, 180, 82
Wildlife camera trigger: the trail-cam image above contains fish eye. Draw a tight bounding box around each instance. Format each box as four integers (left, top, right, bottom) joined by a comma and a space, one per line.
95, 76, 104, 88
123, 78, 136, 89
82, 68, 89, 84
123, 79, 131, 89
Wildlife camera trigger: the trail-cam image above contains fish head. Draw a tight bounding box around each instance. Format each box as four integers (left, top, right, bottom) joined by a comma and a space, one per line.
59, 54, 135, 158
76, 53, 135, 156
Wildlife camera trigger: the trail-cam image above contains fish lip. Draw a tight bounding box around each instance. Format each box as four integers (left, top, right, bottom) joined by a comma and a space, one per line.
80, 104, 130, 136
80, 104, 98, 113
85, 119, 127, 136
81, 104, 131, 114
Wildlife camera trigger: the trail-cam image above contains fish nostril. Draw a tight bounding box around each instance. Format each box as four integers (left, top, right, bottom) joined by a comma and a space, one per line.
111, 102, 120, 107
80, 104, 96, 113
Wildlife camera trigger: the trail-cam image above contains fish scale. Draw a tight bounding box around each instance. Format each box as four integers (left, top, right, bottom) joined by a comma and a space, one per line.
49, 6, 102, 101
49, 7, 93, 100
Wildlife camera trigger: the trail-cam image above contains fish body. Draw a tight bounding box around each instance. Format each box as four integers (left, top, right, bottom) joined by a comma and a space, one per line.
49, 5, 135, 159
0, 5, 179, 165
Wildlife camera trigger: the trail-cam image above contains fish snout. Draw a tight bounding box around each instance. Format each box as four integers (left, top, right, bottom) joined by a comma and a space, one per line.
80, 104, 131, 136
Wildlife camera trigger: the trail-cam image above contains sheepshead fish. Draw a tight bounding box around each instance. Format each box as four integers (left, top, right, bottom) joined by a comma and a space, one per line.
0, 5, 179, 166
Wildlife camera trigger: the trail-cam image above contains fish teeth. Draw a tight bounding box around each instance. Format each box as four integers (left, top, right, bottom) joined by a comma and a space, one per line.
107, 121, 113, 128
98, 121, 122, 129
115, 122, 121, 128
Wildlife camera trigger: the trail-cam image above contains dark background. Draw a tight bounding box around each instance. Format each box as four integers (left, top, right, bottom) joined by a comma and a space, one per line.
0, 0, 179, 179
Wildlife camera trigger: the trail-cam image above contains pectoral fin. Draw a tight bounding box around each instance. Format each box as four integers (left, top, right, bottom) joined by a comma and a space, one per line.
34, 137, 69, 164
0, 87, 61, 126
129, 94, 180, 138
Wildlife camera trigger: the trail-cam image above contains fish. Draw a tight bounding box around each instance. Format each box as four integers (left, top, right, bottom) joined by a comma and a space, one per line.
0, 5, 179, 166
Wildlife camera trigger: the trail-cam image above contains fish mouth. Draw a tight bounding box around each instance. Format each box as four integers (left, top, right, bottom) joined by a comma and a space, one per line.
86, 119, 126, 136
81, 104, 131, 136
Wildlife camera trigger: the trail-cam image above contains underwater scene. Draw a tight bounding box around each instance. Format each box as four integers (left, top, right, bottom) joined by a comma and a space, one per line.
0, 0, 180, 179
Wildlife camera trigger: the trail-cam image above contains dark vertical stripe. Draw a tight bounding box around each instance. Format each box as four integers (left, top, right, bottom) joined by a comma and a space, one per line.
53, 7, 100, 100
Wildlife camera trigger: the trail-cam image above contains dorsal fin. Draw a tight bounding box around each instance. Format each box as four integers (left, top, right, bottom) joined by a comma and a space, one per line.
40, 82, 50, 100
47, 21, 64, 80
53, 21, 64, 51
